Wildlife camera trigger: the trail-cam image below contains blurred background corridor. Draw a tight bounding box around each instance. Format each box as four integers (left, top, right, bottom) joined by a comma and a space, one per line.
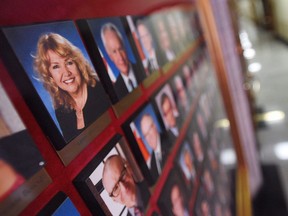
236, 0, 288, 215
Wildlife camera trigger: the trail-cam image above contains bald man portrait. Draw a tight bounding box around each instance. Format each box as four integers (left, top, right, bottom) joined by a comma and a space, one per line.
101, 22, 145, 100
102, 155, 150, 216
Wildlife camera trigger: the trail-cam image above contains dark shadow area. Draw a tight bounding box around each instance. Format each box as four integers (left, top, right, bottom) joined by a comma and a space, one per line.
253, 164, 288, 216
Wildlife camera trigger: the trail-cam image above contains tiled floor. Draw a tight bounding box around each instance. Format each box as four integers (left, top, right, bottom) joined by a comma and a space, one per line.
238, 17, 288, 215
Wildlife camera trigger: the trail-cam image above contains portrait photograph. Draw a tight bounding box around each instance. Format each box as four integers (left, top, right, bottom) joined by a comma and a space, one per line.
150, 13, 177, 72
170, 71, 192, 119
0, 82, 50, 216
163, 8, 186, 56
38, 192, 80, 216
199, 91, 213, 126
194, 187, 212, 216
123, 103, 173, 185
196, 105, 209, 142
180, 61, 197, 102
187, 120, 204, 169
81, 17, 146, 103
1, 21, 112, 164
157, 169, 191, 216
201, 165, 215, 198
154, 83, 182, 144
207, 146, 219, 174
126, 15, 163, 86
175, 140, 197, 189
74, 135, 150, 216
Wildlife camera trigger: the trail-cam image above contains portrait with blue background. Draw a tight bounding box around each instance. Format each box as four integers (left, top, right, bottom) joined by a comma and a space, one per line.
3, 21, 96, 134
87, 17, 137, 82
133, 104, 162, 154
52, 198, 80, 216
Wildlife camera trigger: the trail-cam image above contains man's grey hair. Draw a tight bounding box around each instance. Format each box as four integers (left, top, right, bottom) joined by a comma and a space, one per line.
101, 22, 124, 51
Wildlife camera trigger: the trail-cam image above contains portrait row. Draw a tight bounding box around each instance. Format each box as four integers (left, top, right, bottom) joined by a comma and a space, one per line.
0, 46, 217, 215
0, 66, 231, 215
72, 125, 226, 216
33, 121, 230, 216
0, 6, 206, 166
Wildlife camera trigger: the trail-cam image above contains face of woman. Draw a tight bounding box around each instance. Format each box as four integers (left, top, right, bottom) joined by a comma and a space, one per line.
47, 50, 82, 96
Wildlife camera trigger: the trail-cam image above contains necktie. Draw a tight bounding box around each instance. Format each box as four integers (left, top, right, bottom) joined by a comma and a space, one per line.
134, 206, 143, 216
150, 151, 159, 179
128, 78, 135, 90
149, 58, 156, 71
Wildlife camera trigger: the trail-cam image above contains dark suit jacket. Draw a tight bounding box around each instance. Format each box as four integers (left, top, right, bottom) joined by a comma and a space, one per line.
165, 116, 182, 145
113, 63, 146, 100
126, 181, 150, 216
0, 130, 43, 179
55, 84, 110, 143
159, 132, 172, 167
149, 132, 172, 180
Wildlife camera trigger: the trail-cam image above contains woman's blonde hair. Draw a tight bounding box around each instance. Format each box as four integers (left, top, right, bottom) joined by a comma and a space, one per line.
34, 33, 97, 109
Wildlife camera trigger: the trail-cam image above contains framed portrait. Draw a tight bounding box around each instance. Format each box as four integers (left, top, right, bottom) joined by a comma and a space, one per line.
77, 16, 146, 117
194, 187, 213, 216
154, 83, 182, 145
201, 164, 215, 198
174, 8, 194, 48
0, 82, 51, 216
186, 120, 204, 169
179, 61, 197, 102
125, 15, 162, 88
149, 12, 178, 72
122, 103, 173, 185
196, 105, 209, 143
74, 134, 150, 216
199, 91, 213, 128
162, 8, 187, 56
0, 21, 112, 165
170, 71, 192, 119
207, 146, 219, 174
157, 169, 191, 216
38, 192, 80, 216
175, 139, 197, 189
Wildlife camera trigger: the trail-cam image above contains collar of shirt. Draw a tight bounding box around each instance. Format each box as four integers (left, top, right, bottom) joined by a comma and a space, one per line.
146, 50, 158, 69
170, 126, 179, 137
165, 49, 176, 61
121, 65, 137, 92
154, 135, 162, 161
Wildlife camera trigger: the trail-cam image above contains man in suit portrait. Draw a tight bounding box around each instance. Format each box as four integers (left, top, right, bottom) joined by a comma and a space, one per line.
193, 131, 204, 163
154, 18, 176, 63
170, 183, 189, 216
101, 23, 144, 99
136, 20, 164, 74
182, 145, 196, 183
102, 155, 150, 216
140, 113, 171, 179
173, 75, 190, 116
160, 92, 181, 143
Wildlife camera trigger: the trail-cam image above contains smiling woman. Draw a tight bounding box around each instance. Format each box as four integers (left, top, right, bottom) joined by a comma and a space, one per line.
34, 33, 109, 142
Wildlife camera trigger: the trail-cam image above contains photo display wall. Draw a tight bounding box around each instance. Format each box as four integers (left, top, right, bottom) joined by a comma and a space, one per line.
0, 3, 236, 215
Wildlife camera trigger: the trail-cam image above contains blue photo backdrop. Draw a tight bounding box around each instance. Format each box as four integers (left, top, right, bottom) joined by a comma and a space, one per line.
87, 17, 137, 81
133, 103, 162, 154
3, 21, 96, 134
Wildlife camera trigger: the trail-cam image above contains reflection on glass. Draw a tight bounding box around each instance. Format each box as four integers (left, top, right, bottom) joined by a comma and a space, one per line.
220, 148, 236, 165
274, 142, 288, 160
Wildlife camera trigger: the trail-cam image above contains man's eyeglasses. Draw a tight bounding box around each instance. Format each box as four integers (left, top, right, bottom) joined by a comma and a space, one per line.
109, 164, 127, 198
